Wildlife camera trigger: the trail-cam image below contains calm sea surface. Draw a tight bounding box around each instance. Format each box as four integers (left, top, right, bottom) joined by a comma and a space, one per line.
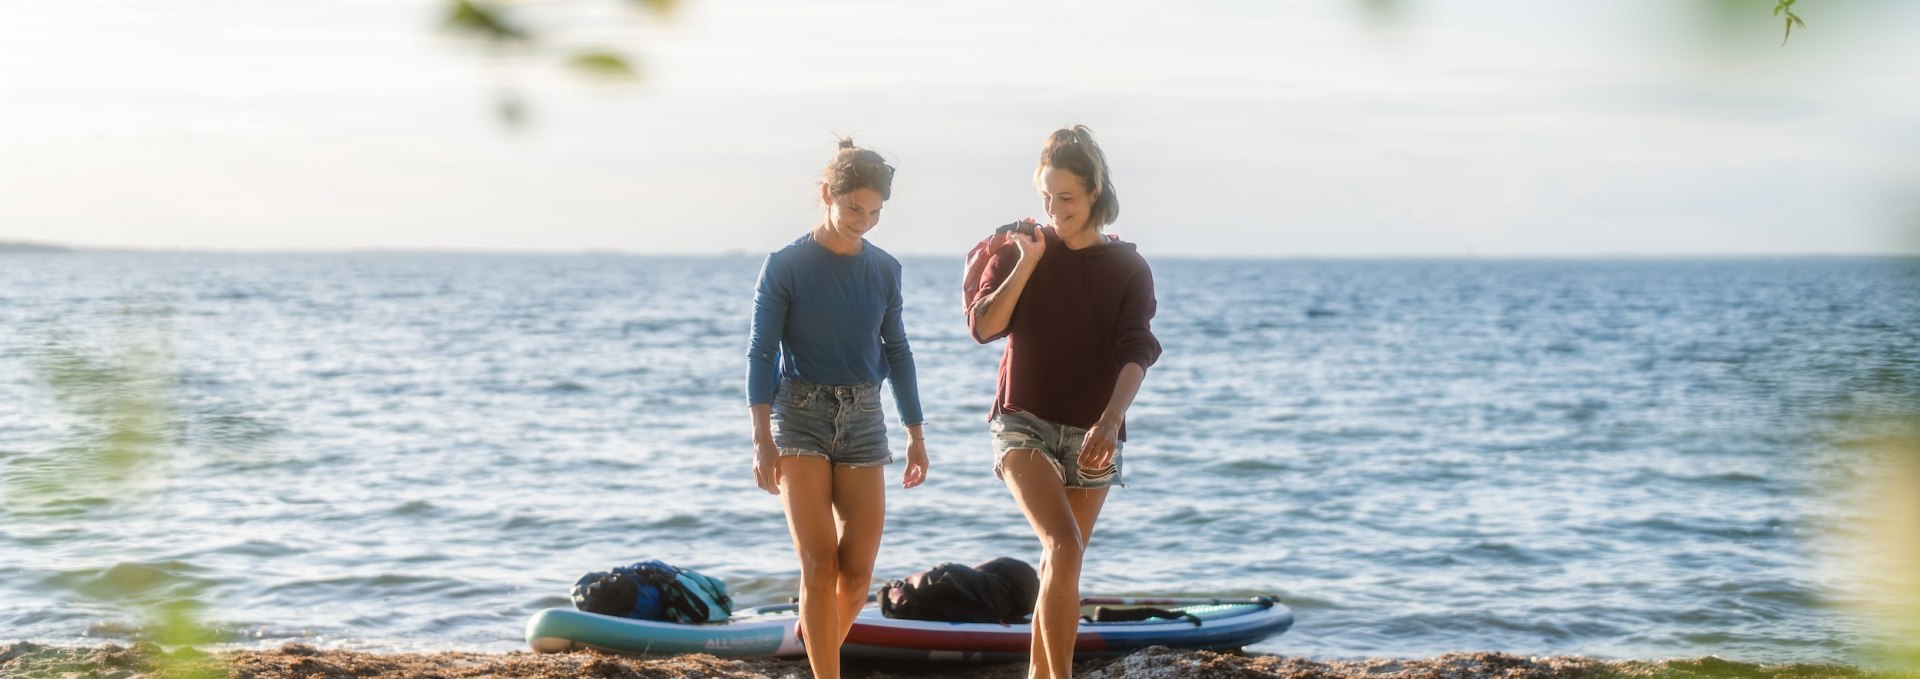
1, 253, 1916, 663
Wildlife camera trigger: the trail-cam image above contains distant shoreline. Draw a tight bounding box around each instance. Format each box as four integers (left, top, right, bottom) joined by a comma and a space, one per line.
0, 241, 72, 253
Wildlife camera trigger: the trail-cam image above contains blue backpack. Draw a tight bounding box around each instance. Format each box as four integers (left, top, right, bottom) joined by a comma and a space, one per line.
571, 560, 733, 624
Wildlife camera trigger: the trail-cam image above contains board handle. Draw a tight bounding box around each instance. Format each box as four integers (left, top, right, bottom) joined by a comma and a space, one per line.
1078, 595, 1276, 608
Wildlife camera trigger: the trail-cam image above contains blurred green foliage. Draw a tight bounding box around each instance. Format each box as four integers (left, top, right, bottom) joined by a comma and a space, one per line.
444, 0, 528, 41
1774, 0, 1808, 44
9, 320, 220, 678
1349, 0, 1812, 45
1852, 429, 1920, 671
439, 0, 671, 126
1355, 0, 1407, 28
12, 334, 174, 503
570, 49, 640, 78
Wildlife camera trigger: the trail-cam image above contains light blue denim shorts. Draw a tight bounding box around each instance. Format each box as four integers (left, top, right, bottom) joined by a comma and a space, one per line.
771, 378, 892, 468
990, 409, 1123, 489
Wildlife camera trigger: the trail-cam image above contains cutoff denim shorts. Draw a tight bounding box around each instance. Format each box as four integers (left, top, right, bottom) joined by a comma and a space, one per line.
771, 377, 892, 468
990, 409, 1123, 489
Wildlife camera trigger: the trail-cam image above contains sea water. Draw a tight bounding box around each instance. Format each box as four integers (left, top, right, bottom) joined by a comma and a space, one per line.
1, 253, 1915, 662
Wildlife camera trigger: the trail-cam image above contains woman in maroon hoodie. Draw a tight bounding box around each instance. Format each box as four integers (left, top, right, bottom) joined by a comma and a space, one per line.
966, 125, 1161, 679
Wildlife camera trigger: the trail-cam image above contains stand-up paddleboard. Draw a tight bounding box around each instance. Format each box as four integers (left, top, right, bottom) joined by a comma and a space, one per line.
525, 603, 805, 657
526, 596, 1291, 661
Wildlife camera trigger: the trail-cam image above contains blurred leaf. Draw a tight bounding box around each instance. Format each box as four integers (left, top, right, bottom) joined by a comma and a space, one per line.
1354, 0, 1409, 30
1774, 0, 1806, 45
630, 0, 679, 17
441, 0, 676, 127
497, 92, 528, 130
444, 0, 528, 41
568, 49, 639, 79
149, 599, 220, 648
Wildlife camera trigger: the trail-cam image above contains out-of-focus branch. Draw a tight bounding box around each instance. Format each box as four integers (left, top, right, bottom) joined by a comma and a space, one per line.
1773, 0, 1807, 44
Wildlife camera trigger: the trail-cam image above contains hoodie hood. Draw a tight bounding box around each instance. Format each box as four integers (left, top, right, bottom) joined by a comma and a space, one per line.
1042, 225, 1137, 258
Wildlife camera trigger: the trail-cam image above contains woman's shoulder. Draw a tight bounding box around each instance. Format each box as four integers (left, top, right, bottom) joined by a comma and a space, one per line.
763, 233, 824, 270
768, 233, 816, 257
1090, 234, 1149, 266
862, 241, 903, 269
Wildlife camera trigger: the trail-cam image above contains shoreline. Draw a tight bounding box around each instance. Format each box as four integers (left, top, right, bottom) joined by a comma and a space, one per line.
2, 642, 1906, 679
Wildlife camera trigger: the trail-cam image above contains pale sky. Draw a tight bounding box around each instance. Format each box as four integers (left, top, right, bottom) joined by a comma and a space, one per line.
2, 0, 1917, 257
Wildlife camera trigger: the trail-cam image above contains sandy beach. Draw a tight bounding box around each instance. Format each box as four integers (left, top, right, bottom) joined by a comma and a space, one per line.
2, 642, 1903, 679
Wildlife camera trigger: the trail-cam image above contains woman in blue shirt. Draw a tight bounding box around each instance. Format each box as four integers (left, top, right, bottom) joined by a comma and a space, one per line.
745, 137, 928, 679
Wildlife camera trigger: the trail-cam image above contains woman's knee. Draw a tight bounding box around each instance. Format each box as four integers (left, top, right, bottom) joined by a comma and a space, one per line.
797, 552, 839, 580
1038, 533, 1085, 564
834, 555, 875, 581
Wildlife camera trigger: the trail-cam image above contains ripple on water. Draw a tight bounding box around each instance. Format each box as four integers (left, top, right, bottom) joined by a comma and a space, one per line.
266, 574, 475, 599
207, 540, 306, 559
46, 561, 218, 602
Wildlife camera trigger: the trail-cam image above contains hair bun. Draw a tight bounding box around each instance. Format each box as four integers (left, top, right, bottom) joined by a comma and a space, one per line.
821, 136, 894, 200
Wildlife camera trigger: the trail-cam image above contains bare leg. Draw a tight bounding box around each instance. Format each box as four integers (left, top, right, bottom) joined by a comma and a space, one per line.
1003, 449, 1107, 679
779, 456, 843, 679
1065, 485, 1109, 563
829, 464, 886, 643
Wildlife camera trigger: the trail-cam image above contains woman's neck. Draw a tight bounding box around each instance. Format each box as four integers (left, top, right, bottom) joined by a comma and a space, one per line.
811, 222, 864, 256
1057, 224, 1105, 250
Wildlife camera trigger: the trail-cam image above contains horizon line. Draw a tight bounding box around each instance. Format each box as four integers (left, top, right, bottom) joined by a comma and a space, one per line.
4, 240, 1918, 261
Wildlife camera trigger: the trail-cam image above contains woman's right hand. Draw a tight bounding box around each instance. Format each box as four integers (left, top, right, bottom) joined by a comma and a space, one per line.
1003, 218, 1045, 265
753, 439, 782, 495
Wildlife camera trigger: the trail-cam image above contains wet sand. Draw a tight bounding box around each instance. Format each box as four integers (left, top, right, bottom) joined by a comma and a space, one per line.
2, 642, 1903, 679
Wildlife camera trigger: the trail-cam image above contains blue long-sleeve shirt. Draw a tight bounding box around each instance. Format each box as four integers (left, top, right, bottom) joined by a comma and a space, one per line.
746, 233, 924, 426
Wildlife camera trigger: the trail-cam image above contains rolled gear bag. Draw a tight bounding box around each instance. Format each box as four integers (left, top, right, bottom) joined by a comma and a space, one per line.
571, 560, 734, 624
961, 221, 1037, 343
878, 556, 1040, 624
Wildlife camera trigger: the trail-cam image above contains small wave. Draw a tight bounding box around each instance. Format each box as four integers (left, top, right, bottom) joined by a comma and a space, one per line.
208, 540, 306, 559
1543, 341, 1580, 354
4, 496, 117, 521
392, 500, 438, 516
1218, 458, 1290, 472
648, 514, 705, 530
191, 412, 286, 447
501, 514, 564, 531
266, 574, 472, 598
1458, 541, 1550, 566
83, 619, 141, 640
49, 561, 216, 601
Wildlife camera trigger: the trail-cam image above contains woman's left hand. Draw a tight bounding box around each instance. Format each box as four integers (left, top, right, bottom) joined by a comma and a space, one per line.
1080, 418, 1121, 474
902, 438, 929, 488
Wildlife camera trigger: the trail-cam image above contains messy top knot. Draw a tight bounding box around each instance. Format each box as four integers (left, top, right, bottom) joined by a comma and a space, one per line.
1036, 125, 1119, 228
823, 135, 894, 201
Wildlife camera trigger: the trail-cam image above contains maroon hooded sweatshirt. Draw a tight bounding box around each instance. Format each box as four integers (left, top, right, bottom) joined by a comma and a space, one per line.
966, 227, 1162, 440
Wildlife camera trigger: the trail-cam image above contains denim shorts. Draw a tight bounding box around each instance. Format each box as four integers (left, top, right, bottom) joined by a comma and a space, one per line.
771, 378, 892, 468
990, 409, 1123, 489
